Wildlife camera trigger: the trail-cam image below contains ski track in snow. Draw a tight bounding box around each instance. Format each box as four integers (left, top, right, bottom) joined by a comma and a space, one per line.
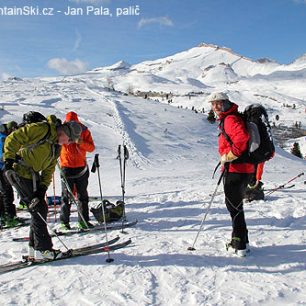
86, 84, 151, 169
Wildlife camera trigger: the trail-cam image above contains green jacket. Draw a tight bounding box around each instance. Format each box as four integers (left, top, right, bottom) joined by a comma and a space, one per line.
4, 116, 61, 188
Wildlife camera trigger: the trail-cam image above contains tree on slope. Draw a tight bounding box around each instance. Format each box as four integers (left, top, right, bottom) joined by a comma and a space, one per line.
291, 142, 303, 159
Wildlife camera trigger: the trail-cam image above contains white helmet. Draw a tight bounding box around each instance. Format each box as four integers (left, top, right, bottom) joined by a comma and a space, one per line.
206, 92, 229, 103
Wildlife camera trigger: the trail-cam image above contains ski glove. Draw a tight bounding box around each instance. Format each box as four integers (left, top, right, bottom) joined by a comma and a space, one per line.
29, 185, 48, 212
248, 180, 264, 190
220, 150, 238, 166
4, 159, 15, 171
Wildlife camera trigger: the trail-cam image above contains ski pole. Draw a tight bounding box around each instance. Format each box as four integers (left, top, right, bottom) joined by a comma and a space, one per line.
91, 153, 114, 263
117, 144, 129, 232
35, 209, 70, 251
265, 172, 304, 196
117, 145, 123, 206
56, 162, 89, 229
52, 174, 57, 222
121, 144, 129, 221
188, 170, 225, 251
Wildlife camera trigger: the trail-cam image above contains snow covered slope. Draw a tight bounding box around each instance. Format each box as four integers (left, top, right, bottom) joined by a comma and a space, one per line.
0, 44, 305, 306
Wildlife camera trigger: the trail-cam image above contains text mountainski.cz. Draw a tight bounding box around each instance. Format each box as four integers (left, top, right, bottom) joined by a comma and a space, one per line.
0, 5, 140, 17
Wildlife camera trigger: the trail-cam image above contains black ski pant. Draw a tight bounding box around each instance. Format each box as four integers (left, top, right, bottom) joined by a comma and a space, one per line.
0, 169, 16, 218
16, 176, 53, 251
60, 166, 90, 224
223, 172, 251, 245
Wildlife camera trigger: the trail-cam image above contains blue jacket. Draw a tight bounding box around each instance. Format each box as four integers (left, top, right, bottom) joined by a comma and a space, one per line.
0, 132, 7, 169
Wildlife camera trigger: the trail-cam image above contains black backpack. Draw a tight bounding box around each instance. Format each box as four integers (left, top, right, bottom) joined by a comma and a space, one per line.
220, 104, 275, 164
90, 200, 124, 223
22, 111, 47, 125
20, 111, 52, 149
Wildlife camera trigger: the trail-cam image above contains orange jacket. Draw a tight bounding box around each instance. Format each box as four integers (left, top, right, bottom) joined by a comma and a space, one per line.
60, 112, 95, 168
256, 162, 265, 181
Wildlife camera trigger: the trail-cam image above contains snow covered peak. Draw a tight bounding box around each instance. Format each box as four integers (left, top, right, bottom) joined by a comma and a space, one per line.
105, 60, 131, 71
291, 53, 306, 66
91, 60, 131, 73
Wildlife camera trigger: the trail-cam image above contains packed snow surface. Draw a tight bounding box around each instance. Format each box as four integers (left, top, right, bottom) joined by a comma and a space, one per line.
0, 44, 305, 305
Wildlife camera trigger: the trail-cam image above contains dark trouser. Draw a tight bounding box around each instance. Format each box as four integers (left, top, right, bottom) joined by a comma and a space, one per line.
223, 172, 251, 245
60, 166, 90, 224
15, 177, 53, 251
0, 169, 16, 218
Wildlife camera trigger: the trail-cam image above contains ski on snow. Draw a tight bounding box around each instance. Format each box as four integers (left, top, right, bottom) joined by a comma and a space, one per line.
0, 236, 131, 275
264, 184, 295, 192
1, 236, 120, 273
12, 219, 138, 242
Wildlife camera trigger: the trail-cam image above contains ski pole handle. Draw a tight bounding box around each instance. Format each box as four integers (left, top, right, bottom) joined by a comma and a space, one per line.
91, 154, 100, 173
286, 172, 304, 184
117, 145, 121, 159
124, 145, 129, 160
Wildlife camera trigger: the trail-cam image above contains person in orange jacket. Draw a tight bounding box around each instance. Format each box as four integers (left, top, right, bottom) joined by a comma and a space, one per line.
60, 111, 95, 230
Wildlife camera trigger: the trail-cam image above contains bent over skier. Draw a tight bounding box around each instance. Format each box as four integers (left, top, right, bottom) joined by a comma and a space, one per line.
207, 92, 255, 256
3, 115, 82, 260
59, 111, 95, 230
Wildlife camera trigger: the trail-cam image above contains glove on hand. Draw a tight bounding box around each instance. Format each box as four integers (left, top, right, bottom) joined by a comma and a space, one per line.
248, 180, 264, 190
4, 159, 15, 171
247, 180, 259, 190
220, 150, 238, 166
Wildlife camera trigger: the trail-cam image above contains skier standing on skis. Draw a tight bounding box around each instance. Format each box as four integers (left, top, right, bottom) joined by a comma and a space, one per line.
59, 111, 95, 230
3, 116, 82, 260
207, 92, 255, 256
0, 121, 18, 227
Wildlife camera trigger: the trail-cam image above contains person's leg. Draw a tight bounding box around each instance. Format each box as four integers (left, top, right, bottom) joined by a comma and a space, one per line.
60, 169, 74, 225
224, 172, 249, 249
0, 170, 15, 218
16, 176, 53, 251
75, 168, 90, 223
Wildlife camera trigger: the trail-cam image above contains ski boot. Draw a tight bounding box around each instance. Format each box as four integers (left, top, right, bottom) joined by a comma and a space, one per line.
34, 249, 63, 261
77, 220, 94, 230
226, 237, 249, 257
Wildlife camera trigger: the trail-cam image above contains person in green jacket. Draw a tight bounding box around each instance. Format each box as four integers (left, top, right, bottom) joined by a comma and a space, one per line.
3, 115, 82, 260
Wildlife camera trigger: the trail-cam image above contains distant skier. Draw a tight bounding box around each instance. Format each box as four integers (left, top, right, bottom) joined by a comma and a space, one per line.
59, 111, 95, 230
3, 116, 82, 260
207, 92, 255, 257
0, 121, 18, 227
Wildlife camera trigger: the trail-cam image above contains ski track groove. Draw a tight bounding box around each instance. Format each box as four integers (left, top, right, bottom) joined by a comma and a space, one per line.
86, 84, 151, 169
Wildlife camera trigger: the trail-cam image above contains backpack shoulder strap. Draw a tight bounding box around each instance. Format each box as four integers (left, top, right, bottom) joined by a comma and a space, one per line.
25, 122, 52, 150
38, 122, 52, 145
219, 116, 233, 146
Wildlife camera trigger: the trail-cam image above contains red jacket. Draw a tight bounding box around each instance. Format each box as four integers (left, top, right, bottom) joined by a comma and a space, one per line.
218, 104, 255, 173
60, 112, 95, 168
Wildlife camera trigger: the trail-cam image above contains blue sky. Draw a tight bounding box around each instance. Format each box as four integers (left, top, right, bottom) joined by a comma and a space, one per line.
1, 0, 306, 78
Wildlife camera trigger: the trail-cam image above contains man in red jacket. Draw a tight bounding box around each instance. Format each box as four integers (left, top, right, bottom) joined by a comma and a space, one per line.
207, 92, 255, 257
60, 111, 95, 230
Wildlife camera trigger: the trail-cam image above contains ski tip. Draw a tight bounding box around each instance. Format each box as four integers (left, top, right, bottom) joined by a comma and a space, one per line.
187, 247, 196, 251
